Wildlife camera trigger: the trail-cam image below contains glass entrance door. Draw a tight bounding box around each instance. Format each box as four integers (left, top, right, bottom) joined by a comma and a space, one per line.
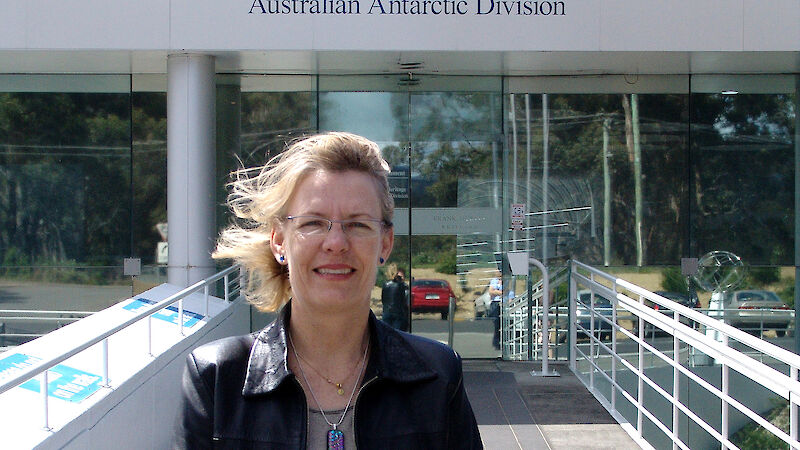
319, 75, 503, 358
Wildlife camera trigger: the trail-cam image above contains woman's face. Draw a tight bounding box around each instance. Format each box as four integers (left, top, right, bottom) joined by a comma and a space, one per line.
271, 170, 394, 314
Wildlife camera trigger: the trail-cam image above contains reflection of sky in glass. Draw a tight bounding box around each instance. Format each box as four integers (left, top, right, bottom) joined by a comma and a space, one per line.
319, 92, 399, 144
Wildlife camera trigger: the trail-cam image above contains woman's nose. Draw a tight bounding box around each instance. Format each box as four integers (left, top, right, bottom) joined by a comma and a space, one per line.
321, 222, 350, 251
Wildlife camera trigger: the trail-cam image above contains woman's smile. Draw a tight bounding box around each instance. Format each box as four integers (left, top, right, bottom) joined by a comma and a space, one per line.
314, 264, 355, 277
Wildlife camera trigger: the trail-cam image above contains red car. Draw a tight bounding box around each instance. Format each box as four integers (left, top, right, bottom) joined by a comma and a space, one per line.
411, 279, 456, 320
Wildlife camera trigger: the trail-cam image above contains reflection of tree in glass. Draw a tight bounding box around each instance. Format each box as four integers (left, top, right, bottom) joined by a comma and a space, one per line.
508, 93, 689, 265
692, 93, 795, 265
0, 92, 132, 277
388, 89, 502, 274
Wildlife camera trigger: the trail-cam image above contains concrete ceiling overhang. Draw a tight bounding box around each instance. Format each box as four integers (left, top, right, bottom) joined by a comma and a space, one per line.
0, 50, 797, 76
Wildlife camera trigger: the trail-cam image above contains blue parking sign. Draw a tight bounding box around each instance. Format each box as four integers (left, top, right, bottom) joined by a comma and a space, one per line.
123, 297, 204, 328
0, 353, 102, 403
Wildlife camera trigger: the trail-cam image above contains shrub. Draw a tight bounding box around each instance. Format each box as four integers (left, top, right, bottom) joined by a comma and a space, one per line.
731, 398, 788, 450
779, 283, 794, 308
661, 267, 687, 292
435, 253, 456, 275
747, 266, 780, 286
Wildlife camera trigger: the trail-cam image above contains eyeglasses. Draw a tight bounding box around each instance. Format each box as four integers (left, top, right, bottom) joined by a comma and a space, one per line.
285, 215, 390, 239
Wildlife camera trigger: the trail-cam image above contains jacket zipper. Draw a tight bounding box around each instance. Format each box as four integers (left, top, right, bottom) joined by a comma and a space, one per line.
352, 375, 379, 450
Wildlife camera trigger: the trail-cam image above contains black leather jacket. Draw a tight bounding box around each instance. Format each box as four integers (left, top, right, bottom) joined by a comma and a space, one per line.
173, 305, 482, 449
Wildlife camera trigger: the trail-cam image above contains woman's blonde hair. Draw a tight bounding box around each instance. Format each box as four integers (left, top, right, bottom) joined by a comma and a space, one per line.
213, 132, 394, 311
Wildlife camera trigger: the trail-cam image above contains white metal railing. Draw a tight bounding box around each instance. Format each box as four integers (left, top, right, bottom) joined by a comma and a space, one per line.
0, 265, 242, 431
570, 260, 800, 450
0, 310, 94, 350
503, 265, 569, 360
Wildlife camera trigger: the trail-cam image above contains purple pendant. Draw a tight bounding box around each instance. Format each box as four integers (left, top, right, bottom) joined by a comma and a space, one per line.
327, 429, 344, 450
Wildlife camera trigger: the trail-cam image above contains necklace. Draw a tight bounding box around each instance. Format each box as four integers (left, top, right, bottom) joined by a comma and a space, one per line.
292, 345, 360, 395
288, 331, 369, 450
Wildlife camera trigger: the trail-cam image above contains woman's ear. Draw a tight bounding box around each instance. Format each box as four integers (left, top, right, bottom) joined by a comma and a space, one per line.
270, 227, 286, 264
380, 227, 394, 265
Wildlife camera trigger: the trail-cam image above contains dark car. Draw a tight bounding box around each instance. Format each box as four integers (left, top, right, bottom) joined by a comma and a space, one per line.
653, 291, 700, 309
635, 291, 702, 336
411, 279, 456, 320
576, 290, 614, 340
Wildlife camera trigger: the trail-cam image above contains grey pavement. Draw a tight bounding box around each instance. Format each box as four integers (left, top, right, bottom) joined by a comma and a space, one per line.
463, 360, 641, 450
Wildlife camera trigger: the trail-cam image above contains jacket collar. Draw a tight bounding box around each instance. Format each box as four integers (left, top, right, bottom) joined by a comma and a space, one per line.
243, 303, 437, 397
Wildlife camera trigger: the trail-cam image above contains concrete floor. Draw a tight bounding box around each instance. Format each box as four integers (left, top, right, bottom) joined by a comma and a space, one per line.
463, 360, 642, 450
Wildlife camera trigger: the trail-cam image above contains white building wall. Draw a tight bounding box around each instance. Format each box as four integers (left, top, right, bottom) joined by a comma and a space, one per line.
1, 0, 798, 52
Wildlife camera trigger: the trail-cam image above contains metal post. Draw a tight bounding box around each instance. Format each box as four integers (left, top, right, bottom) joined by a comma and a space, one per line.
541, 94, 550, 266
102, 338, 110, 387
611, 286, 618, 411
603, 117, 612, 266
224, 273, 230, 302
673, 326, 680, 449
791, 367, 798, 446
447, 296, 455, 347
795, 74, 800, 355
569, 261, 577, 370
530, 257, 558, 376
527, 270, 533, 361
637, 300, 644, 440
178, 299, 185, 336
147, 315, 153, 357
722, 363, 729, 446
41, 370, 50, 431
204, 284, 209, 317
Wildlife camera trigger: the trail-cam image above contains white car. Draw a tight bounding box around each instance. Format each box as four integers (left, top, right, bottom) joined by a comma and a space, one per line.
724, 290, 793, 337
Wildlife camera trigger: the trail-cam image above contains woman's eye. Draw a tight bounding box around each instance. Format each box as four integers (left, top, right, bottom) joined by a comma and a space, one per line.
299, 220, 325, 229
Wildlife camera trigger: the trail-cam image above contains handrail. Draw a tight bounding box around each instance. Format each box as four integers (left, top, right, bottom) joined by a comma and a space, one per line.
573, 260, 800, 367
502, 264, 569, 361
569, 260, 800, 449
0, 310, 94, 315
0, 265, 242, 400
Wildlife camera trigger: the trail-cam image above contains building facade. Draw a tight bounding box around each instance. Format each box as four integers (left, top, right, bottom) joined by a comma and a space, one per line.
0, 0, 798, 357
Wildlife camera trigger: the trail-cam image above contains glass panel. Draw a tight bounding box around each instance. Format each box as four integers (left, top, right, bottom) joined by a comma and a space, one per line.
317, 76, 504, 357
132, 91, 168, 293
217, 75, 316, 331
690, 91, 795, 265
690, 76, 797, 348
408, 79, 504, 358
507, 92, 689, 266
319, 79, 411, 334
0, 76, 133, 347
505, 89, 688, 359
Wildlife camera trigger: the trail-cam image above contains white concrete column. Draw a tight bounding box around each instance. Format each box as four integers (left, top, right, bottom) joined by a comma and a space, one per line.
167, 54, 216, 286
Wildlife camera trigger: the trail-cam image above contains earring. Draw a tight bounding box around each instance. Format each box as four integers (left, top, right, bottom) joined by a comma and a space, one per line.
379, 257, 385, 264
279, 255, 285, 263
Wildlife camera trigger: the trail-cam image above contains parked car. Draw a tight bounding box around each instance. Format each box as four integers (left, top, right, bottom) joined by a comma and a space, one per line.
723, 290, 793, 337
576, 290, 614, 340
411, 279, 456, 320
636, 291, 702, 336
654, 290, 701, 309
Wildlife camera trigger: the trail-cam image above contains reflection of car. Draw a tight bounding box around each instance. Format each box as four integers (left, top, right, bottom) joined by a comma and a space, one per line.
724, 290, 792, 336
637, 291, 702, 335
576, 290, 614, 340
654, 291, 700, 309
411, 279, 456, 320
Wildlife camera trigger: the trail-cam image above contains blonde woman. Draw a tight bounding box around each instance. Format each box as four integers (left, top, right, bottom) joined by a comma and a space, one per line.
173, 132, 481, 449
